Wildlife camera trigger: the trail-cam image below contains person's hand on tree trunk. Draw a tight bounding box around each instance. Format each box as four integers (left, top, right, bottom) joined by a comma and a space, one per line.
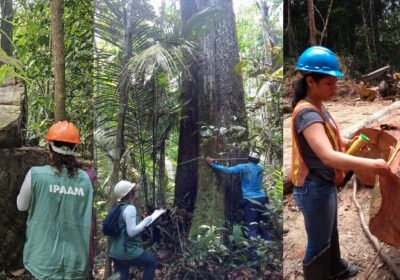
205, 156, 214, 166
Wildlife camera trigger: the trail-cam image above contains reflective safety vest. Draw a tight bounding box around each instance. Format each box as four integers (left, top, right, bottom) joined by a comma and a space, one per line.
291, 100, 345, 187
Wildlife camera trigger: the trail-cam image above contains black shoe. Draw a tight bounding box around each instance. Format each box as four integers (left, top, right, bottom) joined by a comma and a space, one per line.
303, 246, 331, 280
329, 259, 358, 279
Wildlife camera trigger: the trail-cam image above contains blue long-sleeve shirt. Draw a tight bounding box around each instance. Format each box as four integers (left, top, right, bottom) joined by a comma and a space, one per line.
211, 162, 266, 199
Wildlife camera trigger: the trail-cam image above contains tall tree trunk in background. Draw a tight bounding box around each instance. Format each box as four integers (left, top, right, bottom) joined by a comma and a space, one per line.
318, 0, 333, 46
285, 0, 296, 54
158, 138, 167, 207
106, 0, 133, 277
50, 0, 66, 121
257, 0, 275, 66
369, 0, 379, 67
1, 0, 13, 57
307, 0, 317, 45
178, 0, 248, 237
110, 0, 133, 199
360, 1, 372, 67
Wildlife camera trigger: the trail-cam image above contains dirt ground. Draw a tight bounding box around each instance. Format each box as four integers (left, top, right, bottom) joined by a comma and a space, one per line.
283, 98, 400, 280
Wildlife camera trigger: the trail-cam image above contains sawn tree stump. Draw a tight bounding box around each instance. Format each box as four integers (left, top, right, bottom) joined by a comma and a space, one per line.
0, 78, 26, 148
0, 147, 49, 272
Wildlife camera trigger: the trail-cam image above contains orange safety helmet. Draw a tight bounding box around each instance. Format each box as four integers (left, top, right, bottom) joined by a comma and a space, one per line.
45, 121, 81, 144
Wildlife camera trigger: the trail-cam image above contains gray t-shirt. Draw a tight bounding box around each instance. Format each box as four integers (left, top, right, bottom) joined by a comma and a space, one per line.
295, 108, 335, 183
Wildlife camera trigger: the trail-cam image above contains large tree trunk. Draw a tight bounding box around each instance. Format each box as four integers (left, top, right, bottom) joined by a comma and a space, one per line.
174, 2, 200, 213
50, 0, 66, 121
0, 148, 49, 272
178, 0, 248, 238
1, 0, 13, 57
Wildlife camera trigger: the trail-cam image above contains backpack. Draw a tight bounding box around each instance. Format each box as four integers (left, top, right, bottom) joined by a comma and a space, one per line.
103, 204, 124, 236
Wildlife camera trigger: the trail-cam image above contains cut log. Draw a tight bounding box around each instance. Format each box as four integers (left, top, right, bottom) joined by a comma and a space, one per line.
0, 147, 49, 271
359, 84, 378, 101
0, 78, 26, 148
361, 65, 391, 81
353, 128, 396, 186
341, 101, 400, 139
369, 150, 400, 247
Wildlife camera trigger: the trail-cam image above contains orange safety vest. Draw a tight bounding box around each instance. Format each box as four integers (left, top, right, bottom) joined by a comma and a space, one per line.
291, 100, 345, 187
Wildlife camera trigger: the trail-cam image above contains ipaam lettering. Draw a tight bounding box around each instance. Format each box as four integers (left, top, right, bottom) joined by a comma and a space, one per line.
49, 184, 85, 196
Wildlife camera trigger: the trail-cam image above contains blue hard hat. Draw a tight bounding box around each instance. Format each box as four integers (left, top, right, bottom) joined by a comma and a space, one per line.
295, 46, 344, 78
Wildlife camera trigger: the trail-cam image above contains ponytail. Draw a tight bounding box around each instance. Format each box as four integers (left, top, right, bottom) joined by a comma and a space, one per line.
291, 72, 330, 108
292, 76, 307, 108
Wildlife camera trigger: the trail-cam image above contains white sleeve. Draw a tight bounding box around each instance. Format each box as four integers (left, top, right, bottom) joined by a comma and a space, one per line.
122, 205, 148, 237
17, 169, 32, 211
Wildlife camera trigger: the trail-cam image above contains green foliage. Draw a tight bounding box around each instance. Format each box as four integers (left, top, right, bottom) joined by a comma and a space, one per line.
159, 212, 281, 279
0, 48, 30, 84
14, 0, 94, 155
285, 0, 400, 74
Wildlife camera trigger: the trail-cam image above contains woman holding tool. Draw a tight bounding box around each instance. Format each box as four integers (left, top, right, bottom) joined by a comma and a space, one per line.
291, 46, 388, 280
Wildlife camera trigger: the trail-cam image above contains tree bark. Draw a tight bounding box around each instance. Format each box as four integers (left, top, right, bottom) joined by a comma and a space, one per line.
50, 0, 66, 121
307, 0, 317, 45
0, 148, 49, 271
1, 0, 13, 57
174, 1, 200, 213
178, 0, 248, 238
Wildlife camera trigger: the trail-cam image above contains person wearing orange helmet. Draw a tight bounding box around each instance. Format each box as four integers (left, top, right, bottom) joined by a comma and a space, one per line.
291, 46, 388, 279
17, 121, 93, 279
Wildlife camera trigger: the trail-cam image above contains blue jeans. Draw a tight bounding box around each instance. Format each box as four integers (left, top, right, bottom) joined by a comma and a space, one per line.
113, 251, 157, 280
293, 179, 337, 264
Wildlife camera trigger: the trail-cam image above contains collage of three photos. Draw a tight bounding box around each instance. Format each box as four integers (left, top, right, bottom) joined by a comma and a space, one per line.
1, 0, 400, 279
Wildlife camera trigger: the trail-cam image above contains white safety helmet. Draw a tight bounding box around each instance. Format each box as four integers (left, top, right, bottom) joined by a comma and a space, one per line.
114, 180, 135, 201
249, 151, 260, 160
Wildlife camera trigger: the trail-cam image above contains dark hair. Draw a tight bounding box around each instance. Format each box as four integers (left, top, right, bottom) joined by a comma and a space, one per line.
291, 72, 329, 108
248, 157, 260, 164
119, 188, 136, 204
49, 141, 79, 177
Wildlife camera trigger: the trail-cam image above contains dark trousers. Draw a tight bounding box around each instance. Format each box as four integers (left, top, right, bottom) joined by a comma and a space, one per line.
113, 251, 157, 280
244, 196, 270, 262
244, 196, 270, 240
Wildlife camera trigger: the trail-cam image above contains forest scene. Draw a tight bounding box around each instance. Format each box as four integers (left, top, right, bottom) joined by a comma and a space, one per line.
284, 0, 400, 279
0, 0, 283, 280
94, 0, 283, 279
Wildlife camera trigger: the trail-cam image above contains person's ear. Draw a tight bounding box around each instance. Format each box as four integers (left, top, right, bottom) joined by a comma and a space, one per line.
305, 76, 315, 88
